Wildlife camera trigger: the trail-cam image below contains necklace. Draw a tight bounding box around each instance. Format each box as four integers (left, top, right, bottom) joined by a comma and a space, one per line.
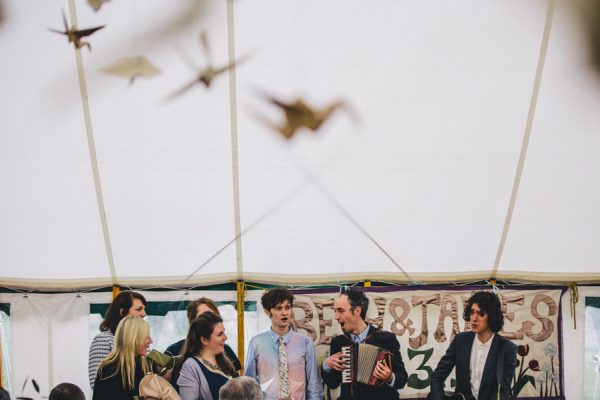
199, 355, 222, 372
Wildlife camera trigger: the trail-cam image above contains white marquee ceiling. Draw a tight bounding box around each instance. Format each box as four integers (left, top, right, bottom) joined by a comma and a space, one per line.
1, 0, 599, 289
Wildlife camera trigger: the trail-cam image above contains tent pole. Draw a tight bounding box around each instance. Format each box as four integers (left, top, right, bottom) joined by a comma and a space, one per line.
236, 281, 245, 372
112, 285, 120, 299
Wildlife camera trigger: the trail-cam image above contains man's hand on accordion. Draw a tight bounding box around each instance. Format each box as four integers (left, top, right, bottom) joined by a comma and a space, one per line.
373, 359, 393, 383
323, 351, 346, 371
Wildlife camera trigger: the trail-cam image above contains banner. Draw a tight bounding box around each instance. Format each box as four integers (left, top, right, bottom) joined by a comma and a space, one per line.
287, 287, 564, 399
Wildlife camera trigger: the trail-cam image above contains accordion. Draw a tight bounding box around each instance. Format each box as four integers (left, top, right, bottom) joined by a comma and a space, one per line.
341, 343, 392, 386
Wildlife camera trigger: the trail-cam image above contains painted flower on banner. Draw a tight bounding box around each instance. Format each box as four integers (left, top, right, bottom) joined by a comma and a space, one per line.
529, 359, 541, 371
511, 342, 540, 397
542, 362, 552, 374
544, 343, 558, 358
518, 344, 529, 357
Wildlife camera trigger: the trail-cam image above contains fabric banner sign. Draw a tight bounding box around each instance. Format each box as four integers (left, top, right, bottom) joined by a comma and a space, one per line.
287, 287, 564, 400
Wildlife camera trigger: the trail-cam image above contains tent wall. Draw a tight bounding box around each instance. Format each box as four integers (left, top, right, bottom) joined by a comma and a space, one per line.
0, 286, 594, 399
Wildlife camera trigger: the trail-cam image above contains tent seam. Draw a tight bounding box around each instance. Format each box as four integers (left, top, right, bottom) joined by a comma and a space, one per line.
227, 0, 244, 278
68, 0, 118, 285
492, 0, 556, 277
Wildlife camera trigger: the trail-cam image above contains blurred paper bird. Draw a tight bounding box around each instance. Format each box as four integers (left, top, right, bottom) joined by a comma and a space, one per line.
101, 56, 161, 85
48, 10, 105, 51
167, 32, 249, 99
259, 96, 347, 139
88, 0, 111, 12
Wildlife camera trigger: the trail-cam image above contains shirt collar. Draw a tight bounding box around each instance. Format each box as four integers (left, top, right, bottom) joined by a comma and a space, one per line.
350, 323, 370, 343
269, 327, 293, 343
474, 332, 494, 347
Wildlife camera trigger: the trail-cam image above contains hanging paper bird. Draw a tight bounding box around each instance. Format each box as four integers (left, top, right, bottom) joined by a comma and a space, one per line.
87, 0, 111, 12
167, 32, 249, 99
258, 96, 346, 139
48, 10, 105, 51
101, 56, 161, 85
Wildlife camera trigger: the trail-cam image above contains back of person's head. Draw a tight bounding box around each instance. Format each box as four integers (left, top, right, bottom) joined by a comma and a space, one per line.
0, 386, 10, 400
186, 297, 220, 324
463, 290, 504, 332
260, 288, 294, 311
99, 316, 152, 389
219, 376, 262, 400
340, 289, 369, 320
100, 291, 147, 334
49, 383, 85, 400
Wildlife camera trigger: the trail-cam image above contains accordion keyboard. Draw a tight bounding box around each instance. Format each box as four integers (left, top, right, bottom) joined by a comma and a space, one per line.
341, 346, 353, 383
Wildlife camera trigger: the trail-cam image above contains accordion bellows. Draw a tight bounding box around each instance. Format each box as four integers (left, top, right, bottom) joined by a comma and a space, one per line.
341, 343, 392, 386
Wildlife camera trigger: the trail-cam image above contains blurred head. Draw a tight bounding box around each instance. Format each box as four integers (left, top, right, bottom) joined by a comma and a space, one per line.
99, 316, 153, 390
261, 288, 294, 331
100, 291, 147, 334
463, 291, 504, 334
49, 383, 85, 400
187, 297, 220, 324
219, 376, 262, 400
0, 386, 10, 400
334, 290, 369, 334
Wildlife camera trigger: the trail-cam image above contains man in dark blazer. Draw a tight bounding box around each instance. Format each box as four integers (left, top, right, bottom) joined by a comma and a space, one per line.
322, 289, 408, 400
429, 291, 517, 400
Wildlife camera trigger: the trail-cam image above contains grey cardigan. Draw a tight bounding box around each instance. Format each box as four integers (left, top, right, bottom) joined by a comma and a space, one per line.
177, 357, 215, 400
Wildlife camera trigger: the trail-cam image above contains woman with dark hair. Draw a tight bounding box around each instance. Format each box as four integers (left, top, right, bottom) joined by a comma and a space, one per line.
93, 316, 157, 399
165, 297, 241, 373
175, 312, 239, 400
88, 291, 147, 388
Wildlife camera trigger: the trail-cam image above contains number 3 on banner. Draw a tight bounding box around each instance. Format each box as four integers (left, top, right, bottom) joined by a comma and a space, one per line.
407, 347, 435, 390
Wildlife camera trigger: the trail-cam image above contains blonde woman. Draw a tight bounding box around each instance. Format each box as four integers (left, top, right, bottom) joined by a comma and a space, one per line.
88, 291, 147, 389
93, 316, 156, 400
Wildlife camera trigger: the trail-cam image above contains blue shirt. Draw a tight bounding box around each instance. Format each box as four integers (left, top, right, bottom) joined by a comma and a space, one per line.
245, 328, 323, 400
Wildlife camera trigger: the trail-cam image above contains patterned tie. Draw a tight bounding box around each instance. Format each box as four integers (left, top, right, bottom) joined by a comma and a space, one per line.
278, 336, 290, 399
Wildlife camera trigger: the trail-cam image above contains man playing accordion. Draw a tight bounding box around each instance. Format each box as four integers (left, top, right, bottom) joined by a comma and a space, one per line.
322, 289, 408, 400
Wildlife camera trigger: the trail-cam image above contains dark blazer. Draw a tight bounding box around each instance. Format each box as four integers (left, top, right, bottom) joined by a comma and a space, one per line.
93, 357, 157, 400
322, 325, 408, 400
430, 332, 517, 400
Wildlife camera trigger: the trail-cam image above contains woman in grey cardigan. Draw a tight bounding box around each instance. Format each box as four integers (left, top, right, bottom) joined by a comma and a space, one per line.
175, 312, 239, 400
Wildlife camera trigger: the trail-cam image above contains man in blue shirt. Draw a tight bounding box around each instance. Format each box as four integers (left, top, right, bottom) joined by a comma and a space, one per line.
245, 288, 323, 400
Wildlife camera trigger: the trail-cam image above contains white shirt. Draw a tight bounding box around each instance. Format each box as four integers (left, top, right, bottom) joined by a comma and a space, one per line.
469, 333, 494, 399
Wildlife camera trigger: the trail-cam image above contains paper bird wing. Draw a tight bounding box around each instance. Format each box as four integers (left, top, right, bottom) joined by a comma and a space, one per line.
254, 111, 295, 139
88, 0, 110, 12
61, 9, 69, 30
199, 31, 213, 67
75, 25, 105, 38
101, 56, 161, 78
48, 28, 66, 35
213, 52, 251, 75
267, 97, 292, 110
165, 79, 198, 101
